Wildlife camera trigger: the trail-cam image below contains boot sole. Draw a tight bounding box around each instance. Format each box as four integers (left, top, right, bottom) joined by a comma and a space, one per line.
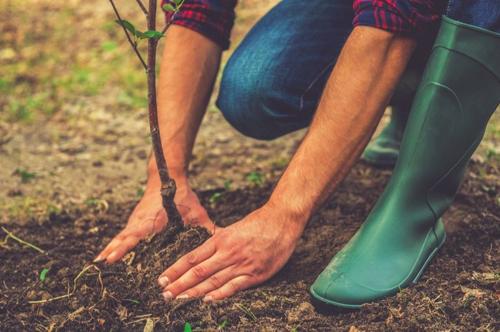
310, 225, 447, 309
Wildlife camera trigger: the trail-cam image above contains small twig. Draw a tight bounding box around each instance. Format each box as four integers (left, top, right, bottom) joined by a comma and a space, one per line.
109, 0, 147, 70
72, 265, 103, 295
136, 0, 149, 16
235, 303, 257, 321
160, 6, 182, 35
1, 226, 45, 254
160, 22, 170, 35
161, 19, 174, 35
28, 293, 71, 304
0, 235, 10, 249
126, 316, 159, 326
133, 314, 153, 319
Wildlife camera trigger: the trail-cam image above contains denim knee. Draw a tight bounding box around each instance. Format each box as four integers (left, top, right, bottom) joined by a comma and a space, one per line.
216, 0, 354, 140
216, 53, 291, 141
446, 0, 500, 32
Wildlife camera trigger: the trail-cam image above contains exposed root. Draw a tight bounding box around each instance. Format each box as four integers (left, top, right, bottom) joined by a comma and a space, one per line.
1, 226, 45, 254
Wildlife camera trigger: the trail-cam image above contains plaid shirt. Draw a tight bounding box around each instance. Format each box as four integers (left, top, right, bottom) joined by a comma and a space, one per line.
162, 0, 446, 49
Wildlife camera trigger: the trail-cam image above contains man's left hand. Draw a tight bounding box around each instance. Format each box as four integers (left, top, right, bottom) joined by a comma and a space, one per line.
157, 204, 304, 301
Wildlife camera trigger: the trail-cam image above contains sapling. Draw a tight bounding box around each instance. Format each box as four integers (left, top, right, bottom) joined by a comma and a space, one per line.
108, 0, 184, 229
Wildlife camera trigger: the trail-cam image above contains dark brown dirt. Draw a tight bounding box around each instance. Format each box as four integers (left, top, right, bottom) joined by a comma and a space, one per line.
1, 163, 498, 331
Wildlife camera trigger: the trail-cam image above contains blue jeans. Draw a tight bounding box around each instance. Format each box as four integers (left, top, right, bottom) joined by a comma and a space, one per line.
216, 0, 499, 140
447, 0, 500, 32
217, 0, 354, 140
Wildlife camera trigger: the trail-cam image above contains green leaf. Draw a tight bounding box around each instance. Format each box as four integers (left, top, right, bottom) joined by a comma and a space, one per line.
218, 319, 228, 330
115, 19, 138, 36
223, 179, 232, 190
172, 0, 183, 6
184, 322, 192, 332
124, 298, 140, 304
13, 168, 36, 183
246, 171, 264, 186
39, 268, 49, 282
139, 30, 164, 40
162, 3, 176, 12
209, 192, 222, 204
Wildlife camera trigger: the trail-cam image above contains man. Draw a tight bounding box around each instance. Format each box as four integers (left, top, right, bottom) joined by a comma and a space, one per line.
96, 0, 499, 307
310, 0, 500, 307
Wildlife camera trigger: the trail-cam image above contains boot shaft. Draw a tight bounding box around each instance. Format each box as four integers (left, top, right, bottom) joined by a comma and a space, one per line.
380, 17, 500, 218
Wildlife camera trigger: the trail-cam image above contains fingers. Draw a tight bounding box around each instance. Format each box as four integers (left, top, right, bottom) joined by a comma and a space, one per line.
95, 236, 122, 262
174, 265, 235, 299
158, 239, 216, 285
95, 231, 141, 264
204, 275, 252, 301
161, 257, 232, 300
105, 236, 141, 264
95, 209, 166, 264
178, 203, 214, 231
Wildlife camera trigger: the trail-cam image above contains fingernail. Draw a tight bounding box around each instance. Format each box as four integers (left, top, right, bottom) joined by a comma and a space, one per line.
107, 252, 117, 262
93, 255, 103, 263
162, 291, 173, 301
158, 276, 169, 287
203, 295, 213, 302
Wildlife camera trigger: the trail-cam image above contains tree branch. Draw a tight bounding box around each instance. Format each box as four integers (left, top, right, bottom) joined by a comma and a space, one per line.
136, 0, 149, 16
109, 0, 147, 70
161, 20, 174, 35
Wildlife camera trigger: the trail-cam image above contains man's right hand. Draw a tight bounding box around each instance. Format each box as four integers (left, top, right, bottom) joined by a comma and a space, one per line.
95, 176, 213, 264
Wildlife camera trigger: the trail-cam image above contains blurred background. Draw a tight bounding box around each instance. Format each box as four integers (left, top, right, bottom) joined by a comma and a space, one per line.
0, 0, 498, 223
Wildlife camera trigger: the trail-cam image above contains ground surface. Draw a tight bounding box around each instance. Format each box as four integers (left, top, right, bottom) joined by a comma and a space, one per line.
1, 163, 499, 331
1, 0, 499, 331
0, 0, 293, 222
1, 0, 498, 222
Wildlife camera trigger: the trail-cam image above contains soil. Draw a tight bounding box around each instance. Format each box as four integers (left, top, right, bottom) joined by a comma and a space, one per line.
1, 162, 498, 331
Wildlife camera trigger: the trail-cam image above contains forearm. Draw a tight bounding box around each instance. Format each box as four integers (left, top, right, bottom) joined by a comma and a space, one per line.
148, 25, 222, 187
268, 27, 416, 231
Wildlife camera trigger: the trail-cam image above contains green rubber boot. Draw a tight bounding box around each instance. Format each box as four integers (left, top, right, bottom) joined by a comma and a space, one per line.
361, 71, 417, 167
311, 16, 500, 309
361, 107, 405, 167
363, 24, 438, 168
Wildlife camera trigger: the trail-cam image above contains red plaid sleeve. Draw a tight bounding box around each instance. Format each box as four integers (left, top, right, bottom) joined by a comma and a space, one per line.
353, 0, 447, 35
162, 0, 237, 50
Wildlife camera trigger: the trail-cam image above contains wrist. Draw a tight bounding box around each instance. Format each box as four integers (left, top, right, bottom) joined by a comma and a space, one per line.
261, 198, 310, 237
268, 186, 314, 220
146, 167, 189, 191
148, 154, 188, 181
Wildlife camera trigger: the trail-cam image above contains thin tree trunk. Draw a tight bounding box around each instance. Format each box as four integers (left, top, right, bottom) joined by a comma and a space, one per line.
146, 0, 182, 229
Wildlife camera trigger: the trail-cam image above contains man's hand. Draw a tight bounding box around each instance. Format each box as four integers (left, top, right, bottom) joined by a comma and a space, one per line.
96, 26, 223, 265
156, 27, 416, 301
157, 204, 305, 301
95, 177, 213, 264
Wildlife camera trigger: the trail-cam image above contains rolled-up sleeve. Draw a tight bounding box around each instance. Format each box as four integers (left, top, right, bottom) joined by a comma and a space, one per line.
352, 0, 447, 36
162, 0, 237, 50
